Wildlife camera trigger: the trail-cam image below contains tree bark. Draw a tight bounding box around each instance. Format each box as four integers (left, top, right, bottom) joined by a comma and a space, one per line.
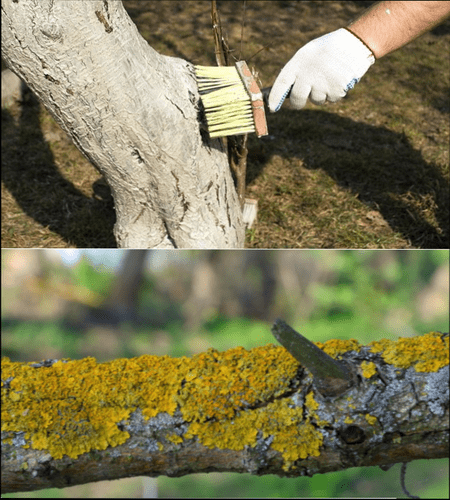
1, 0, 244, 248
1, 332, 448, 493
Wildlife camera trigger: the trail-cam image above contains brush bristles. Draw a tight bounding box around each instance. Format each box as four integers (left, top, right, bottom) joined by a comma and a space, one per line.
195, 65, 256, 138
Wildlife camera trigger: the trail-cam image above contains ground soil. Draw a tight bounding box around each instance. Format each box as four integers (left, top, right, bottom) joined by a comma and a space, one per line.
2, 1, 449, 248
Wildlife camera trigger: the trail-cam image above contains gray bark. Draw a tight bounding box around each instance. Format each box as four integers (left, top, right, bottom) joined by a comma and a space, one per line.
1, 0, 244, 248
1, 342, 448, 493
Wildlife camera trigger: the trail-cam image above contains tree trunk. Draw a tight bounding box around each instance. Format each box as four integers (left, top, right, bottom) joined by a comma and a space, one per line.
1, 0, 244, 248
2, 332, 448, 493
63, 249, 151, 329
101, 249, 149, 314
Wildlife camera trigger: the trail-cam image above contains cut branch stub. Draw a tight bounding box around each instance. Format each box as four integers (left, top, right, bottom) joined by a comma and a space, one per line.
271, 319, 357, 397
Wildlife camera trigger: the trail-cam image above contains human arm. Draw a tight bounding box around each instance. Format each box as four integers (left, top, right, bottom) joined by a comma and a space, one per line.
348, 1, 450, 59
269, 1, 450, 112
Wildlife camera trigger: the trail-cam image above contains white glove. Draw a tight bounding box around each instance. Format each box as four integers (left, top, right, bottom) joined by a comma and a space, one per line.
269, 28, 375, 112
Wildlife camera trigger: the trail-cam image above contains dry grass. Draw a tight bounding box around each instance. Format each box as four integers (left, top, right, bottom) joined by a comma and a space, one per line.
2, 1, 449, 248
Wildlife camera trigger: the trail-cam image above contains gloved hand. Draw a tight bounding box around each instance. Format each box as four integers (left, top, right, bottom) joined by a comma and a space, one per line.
268, 28, 375, 112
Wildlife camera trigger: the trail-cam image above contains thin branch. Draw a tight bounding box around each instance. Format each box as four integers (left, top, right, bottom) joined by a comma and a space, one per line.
238, 0, 247, 61
210, 0, 249, 209
271, 319, 357, 397
401, 462, 421, 499
211, 0, 228, 67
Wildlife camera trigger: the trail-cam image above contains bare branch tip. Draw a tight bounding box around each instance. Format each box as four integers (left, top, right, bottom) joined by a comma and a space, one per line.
271, 319, 357, 398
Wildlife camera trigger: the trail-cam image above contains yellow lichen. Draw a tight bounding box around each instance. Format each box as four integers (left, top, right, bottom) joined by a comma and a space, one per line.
184, 395, 323, 470
305, 391, 319, 411
315, 338, 362, 358
1, 345, 303, 462
360, 361, 377, 378
1, 332, 447, 467
2, 356, 133, 459
180, 348, 325, 468
368, 332, 448, 372
167, 433, 183, 444
365, 414, 377, 426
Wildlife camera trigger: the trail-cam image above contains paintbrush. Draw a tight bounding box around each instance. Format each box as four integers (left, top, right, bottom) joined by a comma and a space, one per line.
195, 61, 268, 139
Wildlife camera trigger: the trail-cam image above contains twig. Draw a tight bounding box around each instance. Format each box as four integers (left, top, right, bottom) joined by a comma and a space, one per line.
271, 319, 357, 397
210, 0, 249, 210
401, 462, 420, 499
211, 1, 227, 66
238, 0, 247, 61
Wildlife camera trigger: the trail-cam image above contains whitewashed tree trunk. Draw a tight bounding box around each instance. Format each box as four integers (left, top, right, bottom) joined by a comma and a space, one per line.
1, 0, 244, 248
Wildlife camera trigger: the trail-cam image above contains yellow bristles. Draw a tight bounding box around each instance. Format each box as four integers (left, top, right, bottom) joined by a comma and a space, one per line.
195, 65, 256, 138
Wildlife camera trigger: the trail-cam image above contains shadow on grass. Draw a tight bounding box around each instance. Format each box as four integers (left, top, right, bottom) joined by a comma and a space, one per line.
2, 89, 447, 248
1, 90, 116, 248
247, 108, 448, 248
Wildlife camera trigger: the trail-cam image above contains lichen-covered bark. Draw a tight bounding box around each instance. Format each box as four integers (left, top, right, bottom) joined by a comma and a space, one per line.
1, 0, 244, 248
1, 332, 448, 493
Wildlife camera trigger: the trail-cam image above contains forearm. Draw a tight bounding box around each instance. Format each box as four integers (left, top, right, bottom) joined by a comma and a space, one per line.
347, 1, 450, 58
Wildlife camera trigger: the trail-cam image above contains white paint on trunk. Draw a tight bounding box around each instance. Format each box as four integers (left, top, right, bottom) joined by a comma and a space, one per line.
2, 0, 244, 248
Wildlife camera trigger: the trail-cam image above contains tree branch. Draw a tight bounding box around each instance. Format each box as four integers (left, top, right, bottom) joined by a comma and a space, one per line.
1, 331, 448, 493
210, 0, 249, 210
